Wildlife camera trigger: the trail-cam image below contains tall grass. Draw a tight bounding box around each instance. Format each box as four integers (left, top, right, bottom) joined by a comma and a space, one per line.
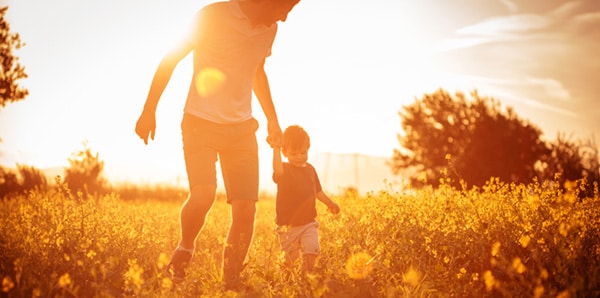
1, 178, 599, 297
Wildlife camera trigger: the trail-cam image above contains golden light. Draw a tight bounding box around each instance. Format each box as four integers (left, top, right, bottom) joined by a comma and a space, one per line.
519, 235, 531, 248
345, 252, 374, 279
483, 270, 496, 292
195, 67, 226, 97
402, 267, 422, 287
511, 257, 526, 274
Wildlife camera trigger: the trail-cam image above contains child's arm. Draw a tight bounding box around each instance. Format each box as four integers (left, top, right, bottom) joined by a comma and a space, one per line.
272, 147, 284, 179
316, 191, 340, 214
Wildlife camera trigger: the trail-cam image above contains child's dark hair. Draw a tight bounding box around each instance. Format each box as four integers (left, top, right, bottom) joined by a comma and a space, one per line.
282, 125, 310, 150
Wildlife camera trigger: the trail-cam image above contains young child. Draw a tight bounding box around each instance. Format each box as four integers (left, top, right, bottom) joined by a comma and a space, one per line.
272, 125, 341, 273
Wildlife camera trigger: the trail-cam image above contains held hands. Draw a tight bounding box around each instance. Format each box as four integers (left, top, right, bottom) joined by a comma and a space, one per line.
266, 122, 282, 148
135, 111, 156, 145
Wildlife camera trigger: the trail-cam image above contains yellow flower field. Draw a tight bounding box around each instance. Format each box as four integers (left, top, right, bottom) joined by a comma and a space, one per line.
1, 179, 599, 297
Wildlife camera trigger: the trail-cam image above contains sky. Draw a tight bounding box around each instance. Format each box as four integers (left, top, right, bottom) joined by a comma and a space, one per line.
1, 0, 599, 192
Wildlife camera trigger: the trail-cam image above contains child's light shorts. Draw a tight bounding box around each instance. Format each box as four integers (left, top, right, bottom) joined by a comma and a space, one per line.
276, 221, 320, 260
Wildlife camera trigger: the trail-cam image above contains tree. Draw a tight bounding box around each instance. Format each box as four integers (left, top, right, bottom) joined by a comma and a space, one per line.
63, 143, 106, 194
539, 133, 600, 198
391, 89, 548, 188
1, 6, 28, 107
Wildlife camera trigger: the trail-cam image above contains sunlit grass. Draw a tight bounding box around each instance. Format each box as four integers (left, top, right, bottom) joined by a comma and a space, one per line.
1, 178, 599, 297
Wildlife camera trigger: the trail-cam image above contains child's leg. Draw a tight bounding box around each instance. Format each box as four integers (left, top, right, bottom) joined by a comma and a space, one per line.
299, 222, 321, 273
276, 226, 301, 270
302, 254, 318, 273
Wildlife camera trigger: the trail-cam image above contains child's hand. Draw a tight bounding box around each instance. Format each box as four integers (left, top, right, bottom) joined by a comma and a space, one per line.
328, 203, 340, 215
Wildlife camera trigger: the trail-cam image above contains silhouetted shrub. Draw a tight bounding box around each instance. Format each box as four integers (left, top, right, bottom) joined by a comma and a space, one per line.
0, 166, 19, 197
17, 164, 48, 192
0, 164, 48, 197
539, 134, 600, 198
63, 143, 106, 195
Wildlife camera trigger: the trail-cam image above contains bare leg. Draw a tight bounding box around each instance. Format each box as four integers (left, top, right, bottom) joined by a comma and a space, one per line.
223, 199, 256, 287
179, 184, 217, 249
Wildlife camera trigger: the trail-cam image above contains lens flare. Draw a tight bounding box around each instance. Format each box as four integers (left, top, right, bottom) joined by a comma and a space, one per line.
345, 252, 374, 279
195, 67, 226, 96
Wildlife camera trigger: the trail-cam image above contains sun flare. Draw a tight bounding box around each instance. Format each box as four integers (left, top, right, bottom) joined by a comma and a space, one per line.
195, 67, 226, 97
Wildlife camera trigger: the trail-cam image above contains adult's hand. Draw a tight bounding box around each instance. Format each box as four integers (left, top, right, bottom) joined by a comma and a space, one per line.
135, 112, 156, 145
266, 122, 282, 148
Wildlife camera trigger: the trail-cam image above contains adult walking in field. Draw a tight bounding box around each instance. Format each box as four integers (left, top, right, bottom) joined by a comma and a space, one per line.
135, 0, 301, 289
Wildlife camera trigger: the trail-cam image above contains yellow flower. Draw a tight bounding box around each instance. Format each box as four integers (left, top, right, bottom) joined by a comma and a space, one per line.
124, 259, 145, 289
2, 276, 15, 293
528, 196, 540, 209
512, 257, 526, 274
491, 241, 501, 257
86, 250, 97, 259
161, 277, 173, 290
456, 267, 467, 279
519, 235, 531, 248
559, 223, 568, 237
483, 270, 495, 291
557, 290, 571, 298
403, 267, 422, 287
540, 268, 548, 280
533, 285, 544, 298
58, 273, 71, 288
157, 252, 170, 270
345, 252, 374, 280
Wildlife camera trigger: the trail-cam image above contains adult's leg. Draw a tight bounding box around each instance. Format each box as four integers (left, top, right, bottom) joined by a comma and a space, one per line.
219, 118, 259, 287
168, 183, 216, 282
223, 199, 256, 286
179, 184, 217, 249
179, 114, 219, 250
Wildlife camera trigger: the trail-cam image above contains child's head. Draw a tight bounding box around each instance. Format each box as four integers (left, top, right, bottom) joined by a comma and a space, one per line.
283, 125, 310, 150
282, 125, 310, 165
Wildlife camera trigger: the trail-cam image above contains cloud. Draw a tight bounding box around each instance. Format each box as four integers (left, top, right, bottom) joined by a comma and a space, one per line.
458, 14, 550, 35
450, 75, 577, 117
434, 14, 552, 52
551, 1, 597, 19
518, 96, 578, 118
437, 1, 600, 52
499, 0, 519, 14
523, 78, 572, 102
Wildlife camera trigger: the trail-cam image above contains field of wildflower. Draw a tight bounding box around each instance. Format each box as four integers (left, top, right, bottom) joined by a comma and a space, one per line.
1, 178, 599, 297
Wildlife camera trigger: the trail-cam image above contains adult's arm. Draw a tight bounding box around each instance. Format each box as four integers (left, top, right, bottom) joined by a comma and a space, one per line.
135, 40, 193, 144
253, 58, 282, 148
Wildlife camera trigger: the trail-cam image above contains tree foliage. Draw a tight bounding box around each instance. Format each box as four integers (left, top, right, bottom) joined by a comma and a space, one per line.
63, 143, 106, 194
539, 133, 600, 197
392, 89, 548, 188
0, 6, 28, 107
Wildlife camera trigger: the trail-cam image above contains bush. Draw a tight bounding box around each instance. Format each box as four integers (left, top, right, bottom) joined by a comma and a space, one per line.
63, 143, 106, 195
0, 164, 48, 197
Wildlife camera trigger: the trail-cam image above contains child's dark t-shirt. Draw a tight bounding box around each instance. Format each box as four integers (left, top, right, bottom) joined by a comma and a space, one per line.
273, 162, 322, 226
